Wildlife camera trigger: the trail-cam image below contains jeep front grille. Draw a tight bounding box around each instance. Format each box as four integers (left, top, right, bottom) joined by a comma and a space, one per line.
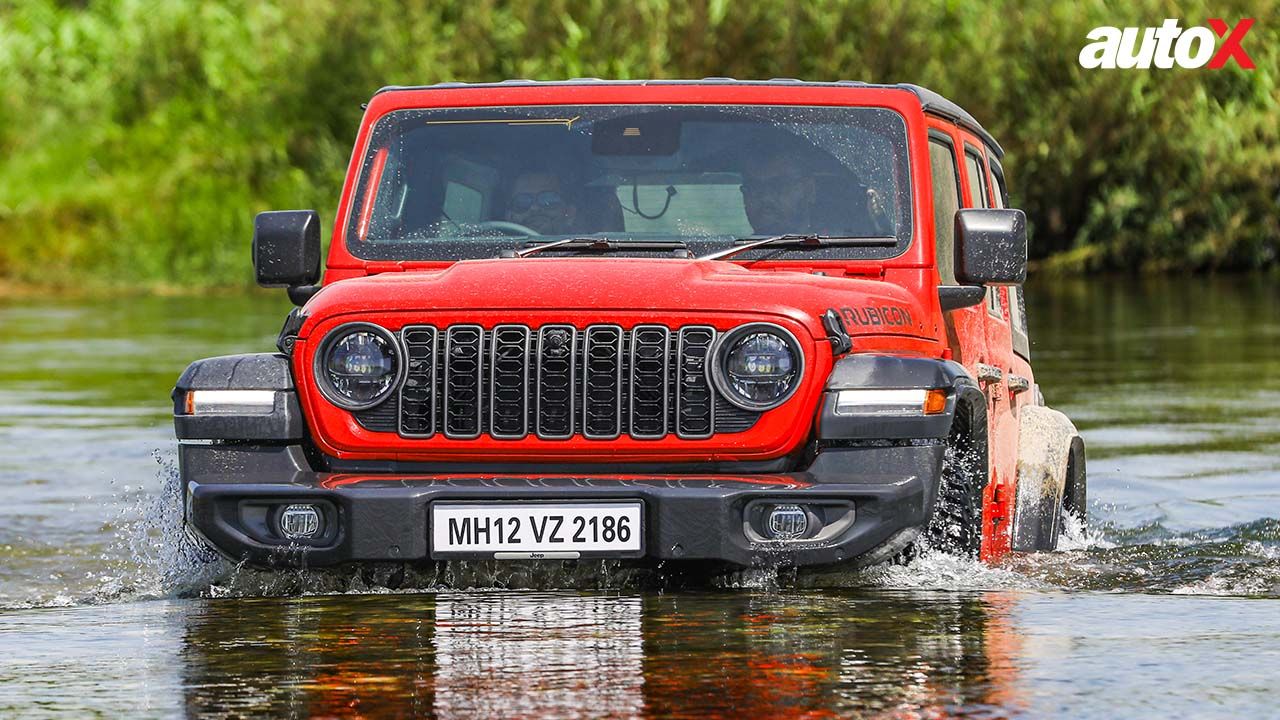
367, 323, 760, 440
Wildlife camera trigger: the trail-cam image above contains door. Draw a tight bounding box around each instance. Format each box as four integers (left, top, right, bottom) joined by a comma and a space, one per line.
960, 138, 1020, 558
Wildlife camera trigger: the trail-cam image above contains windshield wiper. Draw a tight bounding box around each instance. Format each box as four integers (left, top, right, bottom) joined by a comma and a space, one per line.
696, 234, 897, 262
508, 237, 691, 258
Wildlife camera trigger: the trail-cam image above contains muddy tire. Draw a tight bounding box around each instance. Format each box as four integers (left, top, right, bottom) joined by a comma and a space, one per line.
1043, 436, 1088, 550
924, 402, 988, 558
1063, 437, 1087, 528
1030, 436, 1088, 551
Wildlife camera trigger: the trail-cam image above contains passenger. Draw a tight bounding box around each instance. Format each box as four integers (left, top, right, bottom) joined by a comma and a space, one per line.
505, 171, 578, 236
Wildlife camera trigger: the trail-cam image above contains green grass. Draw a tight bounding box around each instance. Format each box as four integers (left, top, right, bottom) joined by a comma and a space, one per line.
1, 0, 1276, 288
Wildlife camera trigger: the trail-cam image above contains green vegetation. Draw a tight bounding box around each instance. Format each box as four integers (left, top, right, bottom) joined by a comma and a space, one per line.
1, 0, 1275, 287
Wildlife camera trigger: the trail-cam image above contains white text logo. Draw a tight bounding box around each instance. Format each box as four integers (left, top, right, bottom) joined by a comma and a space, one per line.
1078, 18, 1255, 69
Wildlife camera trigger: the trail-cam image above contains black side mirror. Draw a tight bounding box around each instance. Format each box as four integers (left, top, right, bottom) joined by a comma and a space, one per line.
954, 208, 1027, 286
253, 210, 321, 290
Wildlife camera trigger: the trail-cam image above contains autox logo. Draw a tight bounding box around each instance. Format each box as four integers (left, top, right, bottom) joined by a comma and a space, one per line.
1078, 18, 1255, 69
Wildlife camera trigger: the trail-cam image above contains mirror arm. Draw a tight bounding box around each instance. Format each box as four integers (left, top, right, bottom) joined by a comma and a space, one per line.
938, 285, 986, 311
286, 285, 321, 307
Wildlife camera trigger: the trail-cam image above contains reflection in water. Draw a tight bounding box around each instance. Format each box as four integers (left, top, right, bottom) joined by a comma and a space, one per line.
643, 592, 1021, 719
7, 589, 1278, 717
177, 590, 1019, 718
433, 595, 643, 717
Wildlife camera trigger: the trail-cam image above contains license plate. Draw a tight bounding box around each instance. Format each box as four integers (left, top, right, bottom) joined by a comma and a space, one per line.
430, 502, 644, 559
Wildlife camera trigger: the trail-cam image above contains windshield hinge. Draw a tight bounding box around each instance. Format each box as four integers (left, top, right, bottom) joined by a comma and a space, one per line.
276, 308, 308, 356
840, 266, 886, 279
822, 309, 853, 356
363, 262, 406, 275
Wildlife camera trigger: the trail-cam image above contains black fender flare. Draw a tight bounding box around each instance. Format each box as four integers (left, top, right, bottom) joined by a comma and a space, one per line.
1011, 405, 1084, 551
172, 353, 304, 441
818, 354, 982, 441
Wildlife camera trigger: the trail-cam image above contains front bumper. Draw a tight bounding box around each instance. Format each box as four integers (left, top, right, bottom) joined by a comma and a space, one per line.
181, 442, 944, 568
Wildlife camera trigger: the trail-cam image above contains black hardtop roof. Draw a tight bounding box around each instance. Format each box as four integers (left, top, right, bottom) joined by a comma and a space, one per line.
374, 78, 1003, 158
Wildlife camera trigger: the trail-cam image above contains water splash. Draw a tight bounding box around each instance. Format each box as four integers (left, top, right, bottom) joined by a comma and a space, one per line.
80, 451, 1280, 603
127, 457, 672, 598
1056, 509, 1110, 552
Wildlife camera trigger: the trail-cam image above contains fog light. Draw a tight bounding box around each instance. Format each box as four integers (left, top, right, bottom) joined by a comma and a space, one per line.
278, 504, 322, 539
765, 504, 810, 540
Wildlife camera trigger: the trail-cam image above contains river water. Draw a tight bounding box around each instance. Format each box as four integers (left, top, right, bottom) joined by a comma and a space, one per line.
0, 275, 1277, 717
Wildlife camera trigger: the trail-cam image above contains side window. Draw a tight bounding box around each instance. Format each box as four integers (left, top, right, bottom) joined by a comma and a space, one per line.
1010, 285, 1031, 360
967, 147, 1001, 317
963, 149, 990, 208
990, 158, 1031, 359
928, 135, 961, 285
987, 286, 1003, 318
988, 161, 1009, 209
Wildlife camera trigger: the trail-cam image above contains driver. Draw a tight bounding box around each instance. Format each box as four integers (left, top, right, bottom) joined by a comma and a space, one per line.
505, 171, 578, 236
739, 151, 818, 235
739, 147, 891, 236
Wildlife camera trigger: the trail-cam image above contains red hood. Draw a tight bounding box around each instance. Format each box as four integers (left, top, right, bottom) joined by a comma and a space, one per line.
299, 258, 932, 341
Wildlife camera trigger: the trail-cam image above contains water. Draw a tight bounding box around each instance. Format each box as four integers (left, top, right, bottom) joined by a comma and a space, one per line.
0, 275, 1277, 717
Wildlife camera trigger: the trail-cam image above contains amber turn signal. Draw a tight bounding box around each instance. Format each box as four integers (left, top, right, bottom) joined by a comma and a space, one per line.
923, 388, 948, 415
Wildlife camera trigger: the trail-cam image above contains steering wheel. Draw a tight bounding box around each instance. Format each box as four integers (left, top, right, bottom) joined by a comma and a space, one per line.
469, 220, 539, 237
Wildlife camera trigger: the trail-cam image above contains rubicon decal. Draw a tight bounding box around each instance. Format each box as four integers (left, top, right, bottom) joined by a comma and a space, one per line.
838, 305, 915, 328
1079, 18, 1255, 69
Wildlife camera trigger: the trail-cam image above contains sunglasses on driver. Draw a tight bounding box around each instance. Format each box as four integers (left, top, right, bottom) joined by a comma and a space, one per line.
509, 191, 566, 214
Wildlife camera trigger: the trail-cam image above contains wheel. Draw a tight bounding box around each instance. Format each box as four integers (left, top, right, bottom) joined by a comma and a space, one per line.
925, 401, 988, 558
1025, 435, 1087, 551
1063, 437, 1087, 527
1049, 437, 1088, 548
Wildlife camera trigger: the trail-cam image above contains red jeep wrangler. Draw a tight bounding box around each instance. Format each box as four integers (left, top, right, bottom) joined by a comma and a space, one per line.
173, 80, 1086, 569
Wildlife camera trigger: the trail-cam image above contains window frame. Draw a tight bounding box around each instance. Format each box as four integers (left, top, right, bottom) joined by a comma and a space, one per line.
987, 286, 1004, 319
987, 156, 1010, 210
962, 145, 991, 210
962, 144, 1004, 321
927, 129, 963, 286
986, 155, 1031, 360
342, 104, 918, 262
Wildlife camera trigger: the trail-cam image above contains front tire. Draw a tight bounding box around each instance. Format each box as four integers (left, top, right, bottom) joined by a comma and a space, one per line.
925, 402, 988, 558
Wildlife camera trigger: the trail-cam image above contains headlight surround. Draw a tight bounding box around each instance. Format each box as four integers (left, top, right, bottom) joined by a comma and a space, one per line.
313, 323, 403, 410
709, 323, 804, 411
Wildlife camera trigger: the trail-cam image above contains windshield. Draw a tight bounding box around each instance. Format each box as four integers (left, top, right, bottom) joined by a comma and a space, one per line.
345, 104, 912, 261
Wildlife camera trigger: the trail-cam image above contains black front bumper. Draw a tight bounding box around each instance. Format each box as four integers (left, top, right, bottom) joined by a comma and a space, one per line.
181, 443, 944, 568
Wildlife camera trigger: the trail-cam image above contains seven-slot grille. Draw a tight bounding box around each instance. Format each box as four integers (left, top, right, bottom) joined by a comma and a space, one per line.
391, 323, 744, 440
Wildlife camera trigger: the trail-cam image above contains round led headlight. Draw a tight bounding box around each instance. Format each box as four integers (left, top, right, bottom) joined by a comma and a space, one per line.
313, 323, 403, 410
709, 323, 804, 411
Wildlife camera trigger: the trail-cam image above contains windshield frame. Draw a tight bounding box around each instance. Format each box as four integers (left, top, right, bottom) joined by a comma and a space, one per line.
338, 103, 915, 264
